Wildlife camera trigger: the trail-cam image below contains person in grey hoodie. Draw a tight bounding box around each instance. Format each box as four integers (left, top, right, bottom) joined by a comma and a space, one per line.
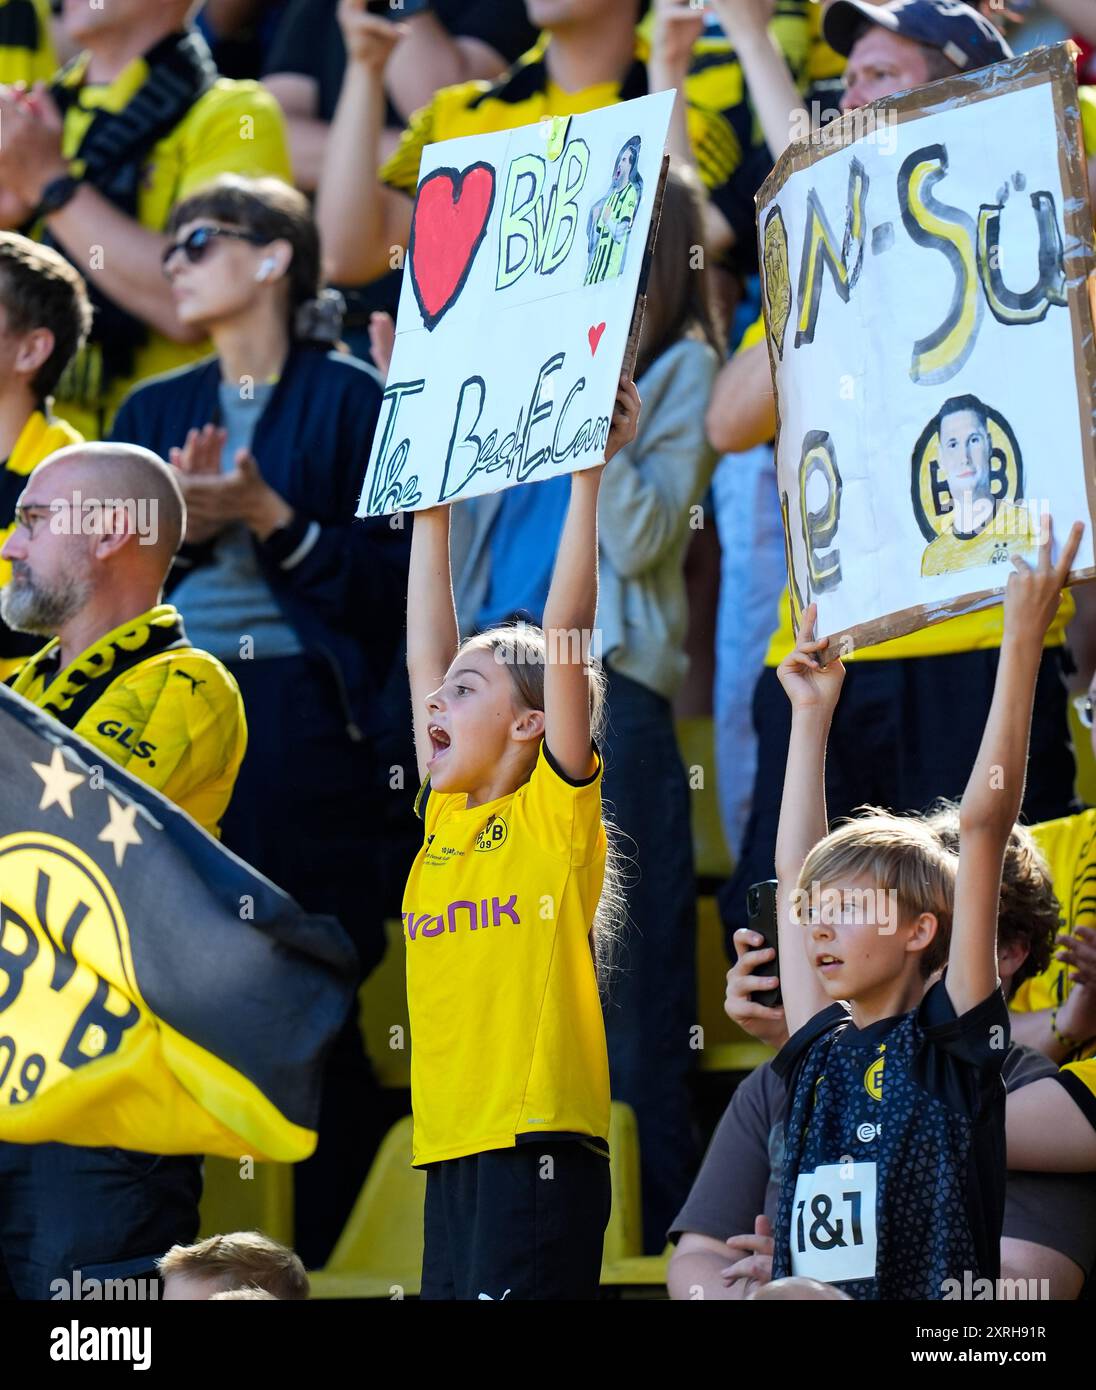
450, 167, 721, 1249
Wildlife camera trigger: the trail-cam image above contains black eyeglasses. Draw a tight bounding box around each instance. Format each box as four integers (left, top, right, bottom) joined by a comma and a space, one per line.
161, 225, 266, 274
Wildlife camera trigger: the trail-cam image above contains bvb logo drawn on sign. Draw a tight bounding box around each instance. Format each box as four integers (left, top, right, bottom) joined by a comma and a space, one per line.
0, 833, 140, 1108
762, 204, 792, 361
910, 394, 1036, 578
475, 816, 508, 853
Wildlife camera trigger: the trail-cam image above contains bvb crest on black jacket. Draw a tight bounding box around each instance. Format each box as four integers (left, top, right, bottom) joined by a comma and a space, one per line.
110, 343, 412, 750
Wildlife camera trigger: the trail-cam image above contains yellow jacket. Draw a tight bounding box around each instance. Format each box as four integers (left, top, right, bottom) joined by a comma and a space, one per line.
8, 604, 247, 838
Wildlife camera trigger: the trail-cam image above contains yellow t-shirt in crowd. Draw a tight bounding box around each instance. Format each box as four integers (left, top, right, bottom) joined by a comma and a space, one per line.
0, 0, 55, 85
402, 743, 610, 1167
9, 604, 247, 838
1011, 809, 1096, 1063
0, 408, 83, 682
48, 54, 291, 437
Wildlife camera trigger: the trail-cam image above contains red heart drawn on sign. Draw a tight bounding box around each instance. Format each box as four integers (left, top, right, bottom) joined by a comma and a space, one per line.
408, 163, 496, 331
588, 322, 607, 355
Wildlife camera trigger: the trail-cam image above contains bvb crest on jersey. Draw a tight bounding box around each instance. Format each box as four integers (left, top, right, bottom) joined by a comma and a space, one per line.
0, 686, 356, 1160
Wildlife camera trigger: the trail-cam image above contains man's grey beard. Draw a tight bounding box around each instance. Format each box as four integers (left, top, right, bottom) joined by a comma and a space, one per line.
0, 565, 91, 636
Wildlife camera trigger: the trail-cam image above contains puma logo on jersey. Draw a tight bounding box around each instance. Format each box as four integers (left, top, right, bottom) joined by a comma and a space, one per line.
174, 671, 206, 694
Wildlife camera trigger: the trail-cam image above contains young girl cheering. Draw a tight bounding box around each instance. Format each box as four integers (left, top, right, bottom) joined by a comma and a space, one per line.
405, 376, 641, 1301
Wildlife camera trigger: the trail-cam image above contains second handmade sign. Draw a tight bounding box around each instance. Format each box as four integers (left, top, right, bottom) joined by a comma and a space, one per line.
757, 44, 1096, 656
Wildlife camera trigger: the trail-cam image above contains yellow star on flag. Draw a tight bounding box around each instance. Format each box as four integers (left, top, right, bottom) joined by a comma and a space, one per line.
31, 747, 84, 819
98, 794, 142, 867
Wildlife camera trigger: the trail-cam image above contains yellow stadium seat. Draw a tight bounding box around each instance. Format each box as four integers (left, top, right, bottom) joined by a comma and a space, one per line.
359, 918, 412, 1089
197, 1156, 294, 1248
310, 1102, 647, 1297
309, 1115, 425, 1299
696, 895, 775, 1074
675, 716, 733, 880
600, 1247, 672, 1293
603, 1101, 643, 1264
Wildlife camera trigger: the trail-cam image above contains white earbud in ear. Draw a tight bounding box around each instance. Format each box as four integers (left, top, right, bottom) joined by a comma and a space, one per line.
256, 257, 277, 282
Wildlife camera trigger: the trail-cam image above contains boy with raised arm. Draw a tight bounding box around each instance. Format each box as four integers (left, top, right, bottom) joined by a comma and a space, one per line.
769, 520, 1084, 1300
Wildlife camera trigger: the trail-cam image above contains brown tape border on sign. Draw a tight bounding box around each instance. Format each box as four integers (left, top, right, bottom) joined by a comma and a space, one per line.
622, 153, 671, 382
754, 44, 1096, 664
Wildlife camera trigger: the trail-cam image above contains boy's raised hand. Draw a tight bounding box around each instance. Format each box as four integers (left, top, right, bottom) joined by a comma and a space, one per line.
1003, 518, 1083, 646
776, 603, 845, 714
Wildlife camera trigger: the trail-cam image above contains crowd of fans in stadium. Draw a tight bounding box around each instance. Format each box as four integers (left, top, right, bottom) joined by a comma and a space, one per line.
2, 0, 1096, 1301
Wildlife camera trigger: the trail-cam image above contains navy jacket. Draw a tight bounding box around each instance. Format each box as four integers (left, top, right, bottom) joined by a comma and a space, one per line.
111, 345, 410, 745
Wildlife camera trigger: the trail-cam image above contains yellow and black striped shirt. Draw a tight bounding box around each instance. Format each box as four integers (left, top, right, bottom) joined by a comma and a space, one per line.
0, 0, 56, 87
381, 34, 740, 207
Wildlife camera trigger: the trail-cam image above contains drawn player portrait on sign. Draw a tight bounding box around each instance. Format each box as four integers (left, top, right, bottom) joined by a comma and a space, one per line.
913, 394, 1039, 578
585, 135, 644, 286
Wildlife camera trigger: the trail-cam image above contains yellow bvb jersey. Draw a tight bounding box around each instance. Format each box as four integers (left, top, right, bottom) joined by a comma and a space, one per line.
9, 605, 247, 839
919, 501, 1040, 578
1013, 809, 1096, 1063
403, 743, 611, 1166
381, 36, 737, 203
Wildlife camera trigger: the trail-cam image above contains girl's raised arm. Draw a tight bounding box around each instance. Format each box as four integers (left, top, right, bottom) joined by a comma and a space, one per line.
407, 504, 459, 785
541, 378, 640, 780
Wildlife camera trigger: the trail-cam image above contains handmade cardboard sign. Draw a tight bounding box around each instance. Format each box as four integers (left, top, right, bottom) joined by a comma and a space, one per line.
357, 90, 674, 517
756, 44, 1096, 656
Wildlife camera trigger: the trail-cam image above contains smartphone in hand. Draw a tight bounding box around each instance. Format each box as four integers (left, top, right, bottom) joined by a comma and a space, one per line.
745, 880, 781, 1009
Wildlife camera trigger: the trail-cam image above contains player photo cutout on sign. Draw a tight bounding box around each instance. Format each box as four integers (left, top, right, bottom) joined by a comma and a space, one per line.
913, 394, 1038, 578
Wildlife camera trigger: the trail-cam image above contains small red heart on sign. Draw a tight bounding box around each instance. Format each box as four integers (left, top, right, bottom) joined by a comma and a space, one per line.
588, 322, 607, 355
409, 162, 496, 331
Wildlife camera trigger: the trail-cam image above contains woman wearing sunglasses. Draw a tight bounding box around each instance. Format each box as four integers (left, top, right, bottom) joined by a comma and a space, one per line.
110, 173, 414, 1267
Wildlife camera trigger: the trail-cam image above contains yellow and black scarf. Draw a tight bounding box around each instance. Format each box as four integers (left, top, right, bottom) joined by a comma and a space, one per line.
9, 605, 189, 730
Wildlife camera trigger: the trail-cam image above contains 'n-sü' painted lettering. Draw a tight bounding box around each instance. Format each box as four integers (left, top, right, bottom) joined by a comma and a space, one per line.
899, 143, 982, 385
795, 158, 868, 348
977, 190, 1067, 325
798, 430, 843, 593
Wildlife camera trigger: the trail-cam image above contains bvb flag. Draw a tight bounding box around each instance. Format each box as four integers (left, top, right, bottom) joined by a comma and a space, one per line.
0, 684, 357, 1161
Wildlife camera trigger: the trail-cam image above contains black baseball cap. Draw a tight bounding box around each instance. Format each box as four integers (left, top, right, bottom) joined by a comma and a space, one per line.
822, 0, 1013, 72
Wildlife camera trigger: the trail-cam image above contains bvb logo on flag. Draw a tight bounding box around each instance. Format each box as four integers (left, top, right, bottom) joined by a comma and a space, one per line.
762, 205, 792, 361
0, 833, 141, 1107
